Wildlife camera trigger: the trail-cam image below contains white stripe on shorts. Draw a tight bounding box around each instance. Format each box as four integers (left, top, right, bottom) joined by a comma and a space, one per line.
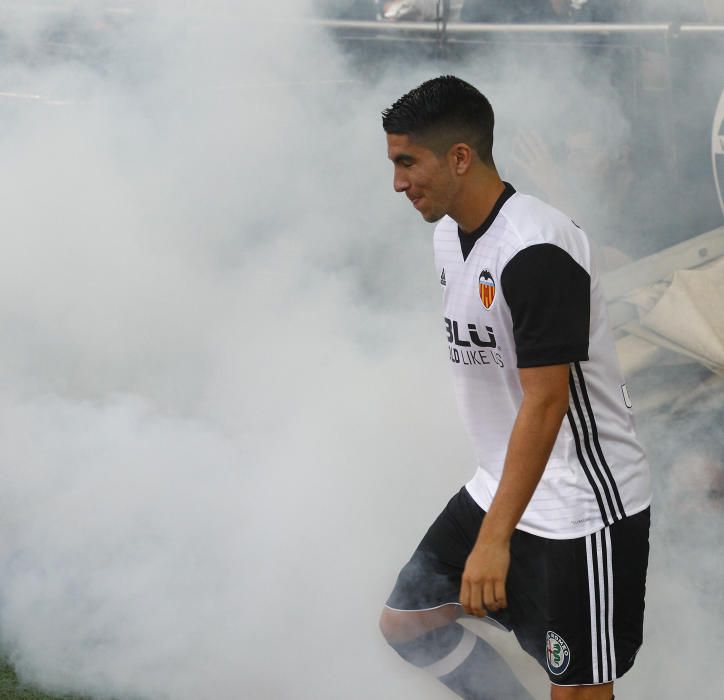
585, 534, 599, 682
595, 531, 608, 681
605, 527, 617, 680
586, 529, 617, 684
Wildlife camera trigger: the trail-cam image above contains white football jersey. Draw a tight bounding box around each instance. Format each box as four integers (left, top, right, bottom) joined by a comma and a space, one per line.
434, 184, 651, 538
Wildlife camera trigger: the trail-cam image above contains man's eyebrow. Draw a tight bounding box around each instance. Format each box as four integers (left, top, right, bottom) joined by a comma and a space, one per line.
390, 153, 414, 164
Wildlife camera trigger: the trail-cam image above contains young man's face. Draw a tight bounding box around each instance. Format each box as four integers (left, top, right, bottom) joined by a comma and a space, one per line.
386, 133, 458, 223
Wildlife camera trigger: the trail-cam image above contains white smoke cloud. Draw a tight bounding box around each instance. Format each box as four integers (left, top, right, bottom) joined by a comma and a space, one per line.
0, 4, 469, 698
0, 2, 721, 699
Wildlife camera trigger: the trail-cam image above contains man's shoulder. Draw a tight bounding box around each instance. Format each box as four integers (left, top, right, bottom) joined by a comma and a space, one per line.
499, 192, 591, 269
502, 191, 578, 233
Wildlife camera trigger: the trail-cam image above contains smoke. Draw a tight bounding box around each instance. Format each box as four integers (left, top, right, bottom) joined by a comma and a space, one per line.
0, 2, 721, 699
0, 3, 467, 698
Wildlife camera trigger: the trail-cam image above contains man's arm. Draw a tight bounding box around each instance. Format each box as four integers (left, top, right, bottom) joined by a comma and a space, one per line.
459, 363, 570, 617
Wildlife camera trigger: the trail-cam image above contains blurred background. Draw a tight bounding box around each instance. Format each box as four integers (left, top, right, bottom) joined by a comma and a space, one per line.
0, 2, 721, 699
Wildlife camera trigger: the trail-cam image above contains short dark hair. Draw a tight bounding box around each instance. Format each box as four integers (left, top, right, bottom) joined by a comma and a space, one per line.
382, 75, 495, 165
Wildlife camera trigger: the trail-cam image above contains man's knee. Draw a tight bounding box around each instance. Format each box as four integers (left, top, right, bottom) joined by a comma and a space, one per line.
378, 607, 402, 645
378, 607, 429, 646
381, 609, 536, 699
379, 604, 461, 646
379, 605, 472, 671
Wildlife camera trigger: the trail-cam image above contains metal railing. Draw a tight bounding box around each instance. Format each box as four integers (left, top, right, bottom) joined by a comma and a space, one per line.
313, 18, 724, 39
315, 19, 724, 32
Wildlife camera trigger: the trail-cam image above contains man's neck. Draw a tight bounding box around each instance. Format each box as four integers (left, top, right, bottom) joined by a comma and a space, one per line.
452, 173, 506, 234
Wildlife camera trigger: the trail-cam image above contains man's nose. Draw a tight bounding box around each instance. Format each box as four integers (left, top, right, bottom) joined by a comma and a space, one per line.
393, 173, 409, 193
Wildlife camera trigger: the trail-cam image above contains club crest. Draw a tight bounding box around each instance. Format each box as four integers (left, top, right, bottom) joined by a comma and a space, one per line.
479, 269, 495, 309
546, 631, 571, 676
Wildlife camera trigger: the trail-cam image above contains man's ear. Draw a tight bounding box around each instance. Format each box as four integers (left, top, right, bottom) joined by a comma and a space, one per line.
448, 143, 474, 175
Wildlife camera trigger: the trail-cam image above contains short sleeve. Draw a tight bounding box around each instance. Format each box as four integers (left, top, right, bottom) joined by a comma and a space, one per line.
500, 243, 590, 368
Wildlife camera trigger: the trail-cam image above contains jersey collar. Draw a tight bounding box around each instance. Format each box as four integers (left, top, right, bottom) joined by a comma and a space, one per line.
457, 182, 516, 261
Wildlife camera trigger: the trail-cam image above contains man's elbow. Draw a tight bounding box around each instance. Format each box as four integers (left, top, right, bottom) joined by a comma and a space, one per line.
529, 392, 570, 423
519, 365, 570, 421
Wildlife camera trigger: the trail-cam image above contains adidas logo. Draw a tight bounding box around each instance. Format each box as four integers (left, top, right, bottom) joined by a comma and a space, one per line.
440, 268, 446, 286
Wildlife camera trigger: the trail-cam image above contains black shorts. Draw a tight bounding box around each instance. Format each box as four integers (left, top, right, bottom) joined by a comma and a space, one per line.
385, 487, 650, 686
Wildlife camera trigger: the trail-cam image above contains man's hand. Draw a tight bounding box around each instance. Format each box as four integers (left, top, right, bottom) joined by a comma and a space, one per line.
459, 538, 510, 617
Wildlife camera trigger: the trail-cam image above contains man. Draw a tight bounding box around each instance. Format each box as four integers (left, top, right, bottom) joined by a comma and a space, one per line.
379, 76, 651, 700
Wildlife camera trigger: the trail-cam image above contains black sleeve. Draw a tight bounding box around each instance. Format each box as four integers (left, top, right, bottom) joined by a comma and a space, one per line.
501, 243, 590, 368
